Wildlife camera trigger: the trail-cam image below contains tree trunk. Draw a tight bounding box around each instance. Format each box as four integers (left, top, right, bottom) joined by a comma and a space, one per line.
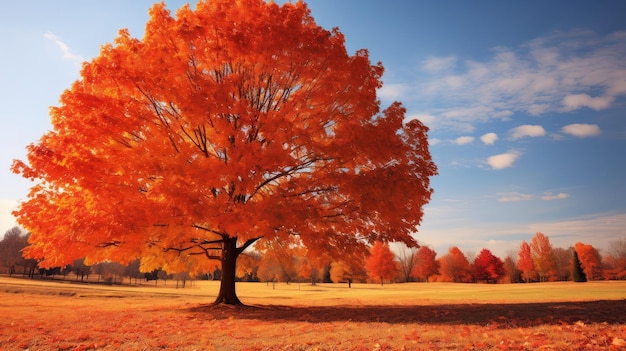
215, 237, 242, 305
214, 236, 262, 305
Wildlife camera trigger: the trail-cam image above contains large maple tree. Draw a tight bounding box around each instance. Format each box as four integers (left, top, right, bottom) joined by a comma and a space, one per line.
12, 0, 436, 305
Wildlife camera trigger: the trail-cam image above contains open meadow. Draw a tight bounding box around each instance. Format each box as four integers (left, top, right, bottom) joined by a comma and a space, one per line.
0, 276, 625, 350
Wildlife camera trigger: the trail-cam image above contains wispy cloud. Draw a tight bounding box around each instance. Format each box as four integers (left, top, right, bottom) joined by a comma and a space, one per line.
561, 123, 601, 138
480, 132, 498, 145
561, 94, 613, 111
509, 125, 546, 139
421, 56, 457, 73
497, 192, 533, 202
496, 191, 570, 202
487, 151, 519, 170
44, 31, 84, 65
541, 192, 570, 201
453, 136, 474, 145
408, 30, 626, 131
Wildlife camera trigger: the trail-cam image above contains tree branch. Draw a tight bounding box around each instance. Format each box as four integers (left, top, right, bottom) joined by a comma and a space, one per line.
236, 236, 263, 255
192, 224, 224, 236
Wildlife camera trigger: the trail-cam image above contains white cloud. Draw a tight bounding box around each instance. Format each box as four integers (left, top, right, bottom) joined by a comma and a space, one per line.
561, 94, 614, 111
510, 125, 546, 139
487, 152, 519, 170
412, 30, 626, 131
44, 31, 84, 64
480, 132, 498, 145
561, 123, 601, 138
541, 192, 570, 201
497, 192, 534, 202
453, 136, 474, 145
421, 56, 457, 73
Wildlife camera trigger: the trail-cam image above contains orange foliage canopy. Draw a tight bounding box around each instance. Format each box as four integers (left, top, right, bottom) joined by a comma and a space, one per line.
12, 0, 436, 277
437, 246, 472, 283
473, 248, 504, 283
517, 241, 536, 282
574, 242, 603, 281
365, 241, 398, 285
530, 232, 557, 282
411, 246, 439, 282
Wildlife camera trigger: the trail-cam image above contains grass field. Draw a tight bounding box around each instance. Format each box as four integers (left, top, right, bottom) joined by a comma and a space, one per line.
1, 277, 625, 350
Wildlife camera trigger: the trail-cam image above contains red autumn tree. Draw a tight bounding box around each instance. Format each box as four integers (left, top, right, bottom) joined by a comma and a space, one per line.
11, 0, 436, 305
437, 246, 472, 283
366, 241, 398, 285
411, 246, 439, 282
530, 232, 557, 282
517, 241, 536, 282
473, 249, 505, 283
574, 242, 603, 281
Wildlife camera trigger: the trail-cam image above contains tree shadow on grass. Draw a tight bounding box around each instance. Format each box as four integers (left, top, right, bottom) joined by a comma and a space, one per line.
190, 300, 626, 328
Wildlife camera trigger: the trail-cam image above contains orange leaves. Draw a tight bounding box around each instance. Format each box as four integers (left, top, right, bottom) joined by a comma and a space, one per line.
574, 242, 603, 280
474, 248, 506, 283
366, 241, 398, 285
13, 0, 436, 280
411, 246, 439, 282
437, 246, 473, 283
530, 232, 557, 282
517, 241, 536, 282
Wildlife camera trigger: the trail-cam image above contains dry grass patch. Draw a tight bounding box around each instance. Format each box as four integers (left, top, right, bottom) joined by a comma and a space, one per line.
1, 277, 625, 350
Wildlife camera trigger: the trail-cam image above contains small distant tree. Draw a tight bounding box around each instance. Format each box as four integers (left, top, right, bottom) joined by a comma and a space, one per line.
530, 232, 557, 282
552, 247, 573, 281
572, 250, 587, 282
574, 242, 603, 280
473, 249, 505, 283
124, 259, 142, 285
411, 246, 439, 282
502, 255, 521, 283
603, 238, 626, 280
396, 245, 417, 282
329, 261, 351, 286
236, 252, 261, 282
366, 241, 398, 285
256, 238, 299, 283
72, 258, 91, 282
0, 227, 28, 276
517, 241, 536, 282
437, 247, 472, 283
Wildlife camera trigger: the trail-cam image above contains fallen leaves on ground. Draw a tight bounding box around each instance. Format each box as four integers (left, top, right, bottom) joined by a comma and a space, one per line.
1, 291, 625, 350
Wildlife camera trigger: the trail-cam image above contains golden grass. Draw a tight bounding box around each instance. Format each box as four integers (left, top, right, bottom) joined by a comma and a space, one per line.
1, 277, 625, 350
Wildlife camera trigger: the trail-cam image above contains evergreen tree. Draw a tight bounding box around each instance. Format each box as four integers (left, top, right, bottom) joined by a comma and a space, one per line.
572, 250, 587, 282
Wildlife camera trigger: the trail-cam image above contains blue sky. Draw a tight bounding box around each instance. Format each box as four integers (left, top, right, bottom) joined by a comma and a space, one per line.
1, 1, 625, 259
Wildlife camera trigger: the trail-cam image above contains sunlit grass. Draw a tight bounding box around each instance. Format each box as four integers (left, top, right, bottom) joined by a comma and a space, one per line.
1, 277, 625, 350
3, 276, 624, 304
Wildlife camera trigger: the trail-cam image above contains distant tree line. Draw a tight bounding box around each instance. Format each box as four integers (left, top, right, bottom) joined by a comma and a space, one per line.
1, 227, 625, 285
